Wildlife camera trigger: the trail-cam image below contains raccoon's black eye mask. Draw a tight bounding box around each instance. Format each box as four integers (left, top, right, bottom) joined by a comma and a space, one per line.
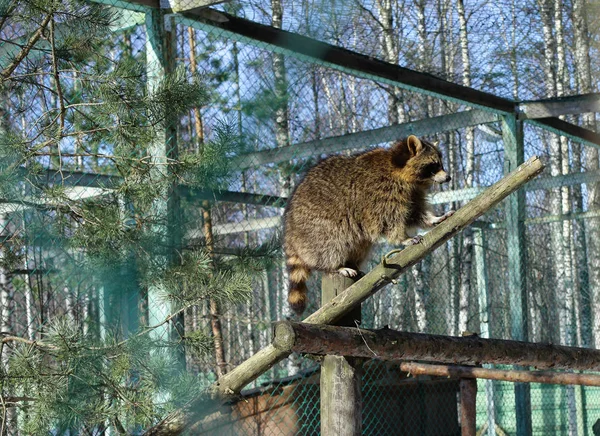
422, 162, 440, 177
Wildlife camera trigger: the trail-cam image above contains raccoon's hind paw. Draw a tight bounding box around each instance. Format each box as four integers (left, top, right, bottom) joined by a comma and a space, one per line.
337, 267, 358, 277
443, 210, 455, 219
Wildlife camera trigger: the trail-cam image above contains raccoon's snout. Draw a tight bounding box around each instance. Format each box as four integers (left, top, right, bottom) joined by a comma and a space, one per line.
433, 170, 451, 184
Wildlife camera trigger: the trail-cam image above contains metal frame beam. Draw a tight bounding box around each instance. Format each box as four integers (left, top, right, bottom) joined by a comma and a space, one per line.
518, 93, 600, 119
178, 9, 515, 114
233, 110, 498, 170
502, 114, 532, 436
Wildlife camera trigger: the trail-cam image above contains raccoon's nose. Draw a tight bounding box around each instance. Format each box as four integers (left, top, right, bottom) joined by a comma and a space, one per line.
446, 174, 452, 183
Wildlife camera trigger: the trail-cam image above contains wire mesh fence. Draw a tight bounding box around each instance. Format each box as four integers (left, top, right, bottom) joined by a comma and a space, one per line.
1, 0, 600, 434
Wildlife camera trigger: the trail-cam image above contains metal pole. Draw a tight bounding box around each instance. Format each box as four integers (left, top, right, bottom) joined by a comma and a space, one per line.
502, 114, 532, 435
474, 229, 496, 436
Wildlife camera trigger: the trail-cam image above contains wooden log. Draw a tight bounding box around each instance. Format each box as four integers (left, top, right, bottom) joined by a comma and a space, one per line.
272, 322, 600, 372
399, 362, 600, 388
143, 156, 544, 435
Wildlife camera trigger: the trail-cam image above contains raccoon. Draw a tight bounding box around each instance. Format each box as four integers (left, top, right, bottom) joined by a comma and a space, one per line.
283, 135, 454, 315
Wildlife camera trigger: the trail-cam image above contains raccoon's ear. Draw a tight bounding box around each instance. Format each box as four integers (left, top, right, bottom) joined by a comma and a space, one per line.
407, 135, 423, 155
391, 140, 411, 168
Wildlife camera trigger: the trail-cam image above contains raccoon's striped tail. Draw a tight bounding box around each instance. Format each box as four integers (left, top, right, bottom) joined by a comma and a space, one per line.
287, 256, 311, 316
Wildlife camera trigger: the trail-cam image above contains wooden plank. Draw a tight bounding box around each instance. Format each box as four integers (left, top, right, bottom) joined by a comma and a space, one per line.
232, 110, 499, 170
178, 9, 515, 114
185, 188, 286, 207
430, 168, 600, 205
518, 93, 600, 119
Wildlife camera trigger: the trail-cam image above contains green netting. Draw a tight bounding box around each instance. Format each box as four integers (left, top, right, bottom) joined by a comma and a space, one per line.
1, 0, 600, 434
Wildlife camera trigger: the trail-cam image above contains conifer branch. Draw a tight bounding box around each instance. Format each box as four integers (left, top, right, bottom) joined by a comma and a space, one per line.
1, 334, 58, 351
1, 13, 53, 82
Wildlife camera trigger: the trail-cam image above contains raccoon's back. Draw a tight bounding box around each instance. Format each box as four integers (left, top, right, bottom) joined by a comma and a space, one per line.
284, 153, 391, 268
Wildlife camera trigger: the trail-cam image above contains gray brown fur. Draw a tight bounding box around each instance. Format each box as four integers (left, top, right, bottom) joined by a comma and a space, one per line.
283, 135, 453, 315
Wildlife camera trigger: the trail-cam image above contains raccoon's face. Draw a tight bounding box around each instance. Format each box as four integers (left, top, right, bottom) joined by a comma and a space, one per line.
416, 144, 451, 184
392, 135, 451, 184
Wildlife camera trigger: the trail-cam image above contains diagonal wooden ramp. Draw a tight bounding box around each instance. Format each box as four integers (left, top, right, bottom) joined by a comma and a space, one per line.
145, 156, 545, 436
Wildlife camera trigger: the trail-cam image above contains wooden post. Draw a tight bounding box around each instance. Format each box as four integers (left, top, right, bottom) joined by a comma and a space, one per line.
320, 274, 362, 436
502, 115, 532, 435
460, 378, 477, 436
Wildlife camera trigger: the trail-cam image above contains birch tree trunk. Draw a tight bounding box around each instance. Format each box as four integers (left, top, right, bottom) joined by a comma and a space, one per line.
537, 0, 565, 348
271, 0, 300, 376
375, 0, 405, 124
553, 1, 577, 432
411, 0, 431, 332
456, 0, 474, 335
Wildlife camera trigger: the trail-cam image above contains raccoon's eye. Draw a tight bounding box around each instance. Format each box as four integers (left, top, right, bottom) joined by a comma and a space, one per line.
422, 162, 440, 176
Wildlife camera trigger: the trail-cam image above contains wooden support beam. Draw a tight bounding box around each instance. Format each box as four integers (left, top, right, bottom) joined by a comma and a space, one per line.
272, 321, 600, 372
232, 110, 499, 170
518, 93, 600, 119
400, 362, 600, 388
143, 156, 544, 435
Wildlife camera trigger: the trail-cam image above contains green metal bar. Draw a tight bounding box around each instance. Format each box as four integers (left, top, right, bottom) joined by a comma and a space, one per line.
145, 9, 184, 362
474, 229, 497, 436
232, 110, 499, 170
502, 114, 532, 436
176, 10, 514, 114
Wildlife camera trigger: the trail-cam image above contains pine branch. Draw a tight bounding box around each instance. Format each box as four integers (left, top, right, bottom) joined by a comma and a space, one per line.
49, 18, 66, 134
1, 12, 53, 82
1, 334, 58, 351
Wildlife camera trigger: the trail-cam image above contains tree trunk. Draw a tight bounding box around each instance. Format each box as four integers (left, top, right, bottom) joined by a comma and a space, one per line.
554, 2, 578, 433
456, 0, 474, 335
375, 0, 405, 124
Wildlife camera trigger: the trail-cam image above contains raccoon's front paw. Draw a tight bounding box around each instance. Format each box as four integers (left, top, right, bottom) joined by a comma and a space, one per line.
338, 267, 358, 277
444, 210, 455, 219
403, 235, 423, 246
